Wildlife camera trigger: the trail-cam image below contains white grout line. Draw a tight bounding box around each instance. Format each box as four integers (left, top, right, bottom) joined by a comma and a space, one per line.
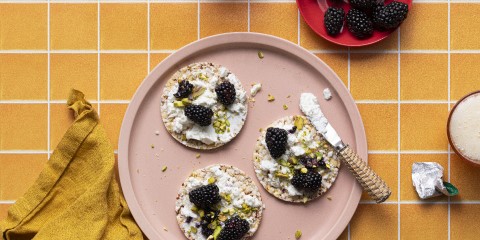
47, 0, 51, 159
197, 0, 200, 40
247, 0, 250, 32
297, 9, 300, 46
147, 0, 151, 72
397, 27, 401, 240
97, 0, 101, 115
447, 0, 451, 239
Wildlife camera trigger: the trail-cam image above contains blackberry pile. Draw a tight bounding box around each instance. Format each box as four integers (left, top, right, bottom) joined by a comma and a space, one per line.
265, 127, 288, 159
323, 1, 409, 39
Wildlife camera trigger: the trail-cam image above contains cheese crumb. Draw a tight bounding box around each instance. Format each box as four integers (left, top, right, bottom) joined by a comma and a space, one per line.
323, 88, 332, 100
250, 83, 262, 97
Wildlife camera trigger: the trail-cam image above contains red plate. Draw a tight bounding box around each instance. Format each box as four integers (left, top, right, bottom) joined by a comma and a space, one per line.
297, 0, 413, 47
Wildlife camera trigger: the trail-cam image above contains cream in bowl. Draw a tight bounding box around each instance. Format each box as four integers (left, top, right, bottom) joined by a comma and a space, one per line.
448, 91, 480, 163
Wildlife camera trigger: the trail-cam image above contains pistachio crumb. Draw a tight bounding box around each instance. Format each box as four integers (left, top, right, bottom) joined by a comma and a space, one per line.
196, 153, 201, 159
259, 128, 263, 132
295, 230, 302, 239
267, 94, 275, 102
287, 95, 291, 98
283, 104, 288, 110
327, 196, 332, 200
162, 166, 167, 172
258, 50, 264, 59
190, 226, 197, 233
300, 167, 308, 173
150, 144, 155, 149
208, 177, 216, 184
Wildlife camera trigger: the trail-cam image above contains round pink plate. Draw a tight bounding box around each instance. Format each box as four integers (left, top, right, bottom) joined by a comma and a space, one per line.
118, 32, 366, 240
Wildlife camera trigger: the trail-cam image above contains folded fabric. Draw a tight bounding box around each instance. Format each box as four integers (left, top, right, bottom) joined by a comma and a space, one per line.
0, 90, 143, 240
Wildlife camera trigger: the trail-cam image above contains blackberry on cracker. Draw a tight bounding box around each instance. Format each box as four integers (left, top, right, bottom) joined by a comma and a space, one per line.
324, 7, 345, 36
188, 184, 221, 209
174, 80, 194, 99
265, 127, 289, 159
215, 81, 236, 106
217, 216, 250, 240
291, 170, 322, 192
184, 104, 214, 126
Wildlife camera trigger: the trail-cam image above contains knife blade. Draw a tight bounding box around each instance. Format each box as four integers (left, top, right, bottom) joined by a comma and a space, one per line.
300, 93, 391, 203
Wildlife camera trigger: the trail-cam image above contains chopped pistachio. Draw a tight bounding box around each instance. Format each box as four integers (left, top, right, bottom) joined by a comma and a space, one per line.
258, 50, 264, 59
326, 163, 331, 169
181, 134, 187, 141
283, 104, 289, 110
289, 156, 298, 164
327, 196, 332, 201
300, 167, 308, 173
213, 122, 221, 128
208, 221, 217, 229
191, 206, 198, 212
287, 95, 291, 98
181, 98, 192, 105
173, 101, 185, 108
213, 226, 222, 239
302, 197, 308, 203
225, 120, 230, 126
294, 116, 304, 130
295, 230, 302, 239
259, 128, 263, 132
192, 87, 206, 99
162, 166, 167, 172
275, 172, 290, 178
199, 73, 208, 80
315, 152, 323, 159
196, 153, 201, 159
151, 144, 155, 149
208, 177, 216, 184
218, 214, 227, 221
198, 209, 205, 218
221, 208, 229, 214
190, 226, 197, 234
267, 94, 275, 102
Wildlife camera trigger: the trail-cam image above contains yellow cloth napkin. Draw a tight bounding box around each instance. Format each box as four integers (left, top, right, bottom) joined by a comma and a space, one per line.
0, 90, 143, 240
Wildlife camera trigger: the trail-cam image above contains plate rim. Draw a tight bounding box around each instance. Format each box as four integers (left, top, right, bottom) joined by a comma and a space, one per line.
118, 32, 366, 240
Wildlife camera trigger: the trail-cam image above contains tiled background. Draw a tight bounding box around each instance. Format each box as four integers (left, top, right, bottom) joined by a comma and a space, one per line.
0, 0, 480, 239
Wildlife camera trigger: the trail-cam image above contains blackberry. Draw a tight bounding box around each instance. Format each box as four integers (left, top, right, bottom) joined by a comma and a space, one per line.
301, 156, 320, 169
217, 216, 250, 240
215, 81, 236, 106
188, 184, 221, 209
324, 7, 345, 36
174, 80, 193, 99
288, 126, 297, 134
346, 9, 374, 39
291, 170, 322, 192
350, 0, 381, 11
200, 210, 219, 237
184, 104, 214, 126
186, 216, 193, 224
265, 127, 288, 159
318, 159, 327, 169
373, 1, 408, 30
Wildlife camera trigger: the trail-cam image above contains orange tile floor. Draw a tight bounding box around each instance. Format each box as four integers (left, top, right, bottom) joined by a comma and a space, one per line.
1, 1, 480, 239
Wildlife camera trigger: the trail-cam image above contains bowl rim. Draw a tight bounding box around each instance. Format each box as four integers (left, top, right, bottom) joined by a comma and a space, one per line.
447, 90, 480, 166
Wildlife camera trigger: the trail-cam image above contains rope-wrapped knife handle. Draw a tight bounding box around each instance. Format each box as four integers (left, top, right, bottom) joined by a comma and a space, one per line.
339, 145, 391, 203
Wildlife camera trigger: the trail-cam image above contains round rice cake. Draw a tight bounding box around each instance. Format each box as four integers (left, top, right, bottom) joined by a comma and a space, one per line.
253, 115, 341, 203
175, 164, 263, 240
160, 62, 248, 150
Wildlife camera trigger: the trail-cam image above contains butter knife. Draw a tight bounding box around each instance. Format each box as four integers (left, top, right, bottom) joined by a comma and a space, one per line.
300, 93, 391, 203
